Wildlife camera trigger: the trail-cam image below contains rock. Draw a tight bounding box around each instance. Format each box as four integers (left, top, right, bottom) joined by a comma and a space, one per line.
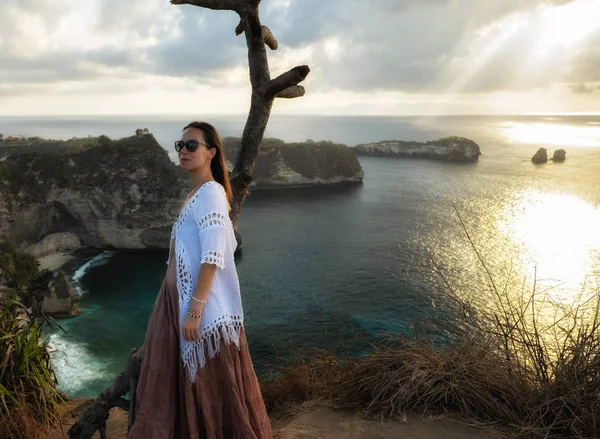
552, 149, 566, 162
15, 266, 80, 318
0, 135, 188, 250
532, 148, 548, 164
25, 232, 81, 258
42, 270, 81, 318
222, 138, 364, 188
354, 136, 481, 162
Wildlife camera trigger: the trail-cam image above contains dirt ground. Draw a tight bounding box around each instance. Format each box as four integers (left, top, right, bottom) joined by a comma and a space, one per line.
47, 398, 507, 439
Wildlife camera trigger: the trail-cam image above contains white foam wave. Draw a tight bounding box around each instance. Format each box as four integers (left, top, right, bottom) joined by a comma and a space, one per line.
72, 251, 115, 295
47, 333, 111, 397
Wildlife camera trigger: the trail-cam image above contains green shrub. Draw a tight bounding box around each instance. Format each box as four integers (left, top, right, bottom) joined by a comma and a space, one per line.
0, 300, 68, 439
0, 241, 39, 290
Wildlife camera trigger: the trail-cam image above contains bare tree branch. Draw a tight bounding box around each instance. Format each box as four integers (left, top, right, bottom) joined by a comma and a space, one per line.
261, 65, 310, 99
235, 15, 248, 35
246, 10, 264, 38
169, 0, 239, 11
276, 85, 305, 99
262, 25, 278, 50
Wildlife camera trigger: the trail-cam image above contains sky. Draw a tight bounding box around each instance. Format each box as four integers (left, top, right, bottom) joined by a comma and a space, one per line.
1, 0, 599, 116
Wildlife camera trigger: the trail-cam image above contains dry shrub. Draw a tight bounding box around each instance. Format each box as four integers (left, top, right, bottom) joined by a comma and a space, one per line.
517, 305, 600, 438
260, 349, 357, 417
423, 206, 600, 438
338, 335, 529, 427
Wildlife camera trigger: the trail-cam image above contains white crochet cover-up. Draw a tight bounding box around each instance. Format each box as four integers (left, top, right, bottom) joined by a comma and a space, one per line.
166, 180, 243, 383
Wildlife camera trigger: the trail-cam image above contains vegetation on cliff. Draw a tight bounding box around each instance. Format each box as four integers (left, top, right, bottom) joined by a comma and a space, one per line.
0, 242, 67, 439
222, 137, 364, 187
355, 136, 482, 162
0, 134, 182, 210
0, 135, 187, 250
0, 302, 67, 439
0, 241, 39, 290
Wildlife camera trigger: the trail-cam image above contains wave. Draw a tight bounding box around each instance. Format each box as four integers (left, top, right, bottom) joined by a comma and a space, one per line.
72, 251, 116, 295
47, 332, 111, 398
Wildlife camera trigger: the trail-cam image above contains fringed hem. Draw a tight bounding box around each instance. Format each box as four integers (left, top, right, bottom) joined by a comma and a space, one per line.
182, 316, 244, 384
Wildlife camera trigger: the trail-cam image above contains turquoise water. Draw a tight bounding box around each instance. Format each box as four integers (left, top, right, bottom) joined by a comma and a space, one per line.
7, 114, 599, 398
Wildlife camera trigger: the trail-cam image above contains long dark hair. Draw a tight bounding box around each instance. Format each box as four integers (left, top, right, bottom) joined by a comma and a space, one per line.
182, 121, 233, 205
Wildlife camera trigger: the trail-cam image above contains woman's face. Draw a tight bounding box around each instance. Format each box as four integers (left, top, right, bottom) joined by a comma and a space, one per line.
178, 127, 216, 172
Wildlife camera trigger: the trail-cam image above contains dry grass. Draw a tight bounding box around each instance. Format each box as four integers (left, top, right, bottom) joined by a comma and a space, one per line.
260, 349, 358, 418
338, 336, 528, 426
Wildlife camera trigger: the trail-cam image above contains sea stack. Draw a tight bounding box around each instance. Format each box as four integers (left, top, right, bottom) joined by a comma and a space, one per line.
531, 148, 548, 164
552, 149, 566, 162
354, 136, 481, 162
42, 270, 82, 318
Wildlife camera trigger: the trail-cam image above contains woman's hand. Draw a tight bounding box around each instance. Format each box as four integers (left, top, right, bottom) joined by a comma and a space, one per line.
182, 304, 203, 341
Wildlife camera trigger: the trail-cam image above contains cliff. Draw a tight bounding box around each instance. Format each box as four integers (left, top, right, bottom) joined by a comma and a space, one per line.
0, 135, 188, 252
222, 138, 364, 188
354, 136, 481, 162
0, 135, 363, 251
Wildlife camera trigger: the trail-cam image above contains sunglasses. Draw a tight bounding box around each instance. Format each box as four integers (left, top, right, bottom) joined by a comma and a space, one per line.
174, 139, 212, 153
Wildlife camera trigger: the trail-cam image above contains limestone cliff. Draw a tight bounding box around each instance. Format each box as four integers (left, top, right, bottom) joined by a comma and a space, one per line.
222, 138, 364, 188
354, 136, 481, 162
0, 135, 363, 251
0, 135, 188, 251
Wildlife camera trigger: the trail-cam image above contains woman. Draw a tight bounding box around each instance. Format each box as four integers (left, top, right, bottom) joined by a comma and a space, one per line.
129, 122, 272, 438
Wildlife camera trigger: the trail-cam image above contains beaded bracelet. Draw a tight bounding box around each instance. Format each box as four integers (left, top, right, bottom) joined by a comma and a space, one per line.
191, 296, 207, 304
188, 310, 203, 319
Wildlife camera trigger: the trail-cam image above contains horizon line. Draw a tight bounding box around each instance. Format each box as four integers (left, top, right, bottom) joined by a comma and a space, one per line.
0, 112, 599, 118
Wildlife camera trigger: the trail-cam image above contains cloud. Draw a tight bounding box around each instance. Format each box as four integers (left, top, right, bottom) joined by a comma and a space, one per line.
569, 83, 600, 94
258, 0, 578, 93
567, 28, 600, 84
1, 0, 599, 104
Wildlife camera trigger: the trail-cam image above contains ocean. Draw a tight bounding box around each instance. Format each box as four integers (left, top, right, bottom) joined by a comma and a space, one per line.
2, 114, 599, 398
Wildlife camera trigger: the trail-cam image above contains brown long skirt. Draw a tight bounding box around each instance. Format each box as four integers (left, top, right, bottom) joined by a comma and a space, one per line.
128, 248, 272, 439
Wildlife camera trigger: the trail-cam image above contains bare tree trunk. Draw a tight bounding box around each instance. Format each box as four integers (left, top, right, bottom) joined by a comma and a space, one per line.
68, 347, 142, 438
68, 1, 308, 437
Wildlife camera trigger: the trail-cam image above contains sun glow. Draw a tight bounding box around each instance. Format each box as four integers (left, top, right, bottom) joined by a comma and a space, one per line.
501, 121, 600, 147
500, 190, 600, 304
534, 1, 600, 56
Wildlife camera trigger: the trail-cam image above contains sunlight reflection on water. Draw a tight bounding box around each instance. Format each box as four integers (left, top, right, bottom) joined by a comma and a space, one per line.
501, 122, 600, 147
499, 190, 600, 304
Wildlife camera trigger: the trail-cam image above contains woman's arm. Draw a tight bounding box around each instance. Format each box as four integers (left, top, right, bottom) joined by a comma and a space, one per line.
183, 262, 219, 341
189, 263, 217, 314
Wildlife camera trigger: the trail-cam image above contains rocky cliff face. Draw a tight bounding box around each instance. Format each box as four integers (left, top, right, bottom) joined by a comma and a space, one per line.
0, 135, 363, 251
0, 135, 188, 251
222, 138, 364, 188
354, 136, 481, 162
